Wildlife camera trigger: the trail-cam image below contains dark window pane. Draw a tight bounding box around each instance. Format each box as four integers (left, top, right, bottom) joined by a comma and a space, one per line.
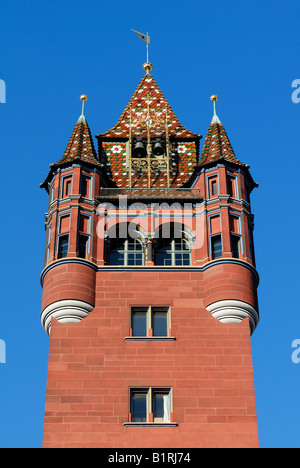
153, 393, 164, 420
78, 235, 88, 258
65, 180, 71, 196
231, 235, 240, 259
132, 309, 147, 336
131, 393, 147, 422
152, 310, 168, 337
211, 180, 217, 196
58, 235, 69, 259
211, 235, 222, 259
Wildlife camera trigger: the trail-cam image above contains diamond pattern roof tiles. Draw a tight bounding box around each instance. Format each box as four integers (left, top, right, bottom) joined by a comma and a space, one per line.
98, 73, 198, 139
57, 120, 100, 167
199, 121, 244, 167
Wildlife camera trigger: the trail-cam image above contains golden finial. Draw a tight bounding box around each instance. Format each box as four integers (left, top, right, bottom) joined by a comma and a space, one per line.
143, 62, 153, 74
210, 95, 221, 124
80, 94, 88, 114
77, 95, 88, 123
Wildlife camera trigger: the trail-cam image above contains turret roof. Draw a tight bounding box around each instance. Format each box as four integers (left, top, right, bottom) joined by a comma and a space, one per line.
199, 117, 244, 167
40, 115, 100, 189
98, 72, 198, 140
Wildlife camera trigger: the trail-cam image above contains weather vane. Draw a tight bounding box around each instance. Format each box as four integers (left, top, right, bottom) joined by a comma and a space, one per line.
131, 29, 152, 73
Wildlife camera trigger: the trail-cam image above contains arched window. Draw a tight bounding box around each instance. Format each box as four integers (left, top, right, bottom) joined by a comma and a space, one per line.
108, 237, 144, 266
155, 237, 191, 266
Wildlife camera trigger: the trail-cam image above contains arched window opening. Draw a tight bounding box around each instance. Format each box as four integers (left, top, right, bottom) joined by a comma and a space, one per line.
155, 237, 191, 266
108, 237, 144, 266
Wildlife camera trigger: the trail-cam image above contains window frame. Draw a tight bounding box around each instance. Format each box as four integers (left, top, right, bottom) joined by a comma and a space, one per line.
78, 233, 89, 259
108, 237, 145, 266
210, 234, 222, 260
126, 387, 176, 426
155, 237, 191, 266
227, 174, 239, 199
207, 174, 219, 199
57, 234, 69, 259
81, 174, 92, 199
61, 175, 72, 199
129, 306, 171, 339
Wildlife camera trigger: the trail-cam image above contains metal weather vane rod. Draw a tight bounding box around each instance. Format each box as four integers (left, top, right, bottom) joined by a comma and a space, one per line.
131, 29, 150, 63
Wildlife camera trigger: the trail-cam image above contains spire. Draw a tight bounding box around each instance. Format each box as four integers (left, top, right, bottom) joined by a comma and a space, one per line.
77, 94, 88, 123
210, 95, 221, 124
40, 95, 100, 189
199, 95, 243, 167
55, 95, 99, 166
98, 73, 198, 139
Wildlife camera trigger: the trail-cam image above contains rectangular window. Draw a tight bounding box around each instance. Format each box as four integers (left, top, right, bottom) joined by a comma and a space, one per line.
62, 176, 72, 198
230, 215, 240, 234
153, 390, 170, 423
248, 226, 256, 266
78, 234, 89, 259
131, 306, 169, 337
59, 215, 70, 234
130, 388, 171, 424
227, 175, 238, 199
131, 390, 148, 422
45, 225, 51, 265
152, 308, 168, 337
208, 175, 218, 198
132, 307, 148, 337
231, 234, 240, 259
58, 234, 69, 259
210, 215, 221, 235
50, 184, 55, 203
81, 176, 91, 198
79, 214, 90, 233
211, 234, 222, 259
211, 180, 217, 196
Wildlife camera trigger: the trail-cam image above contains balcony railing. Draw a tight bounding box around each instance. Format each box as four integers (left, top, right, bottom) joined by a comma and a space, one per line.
97, 187, 202, 201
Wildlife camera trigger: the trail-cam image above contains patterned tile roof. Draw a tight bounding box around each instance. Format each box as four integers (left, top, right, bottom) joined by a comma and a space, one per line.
40, 117, 101, 189
199, 120, 244, 167
98, 73, 198, 139
56, 119, 100, 167
96, 72, 200, 189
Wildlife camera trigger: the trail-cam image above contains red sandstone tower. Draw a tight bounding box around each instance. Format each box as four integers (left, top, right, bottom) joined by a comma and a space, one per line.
40, 62, 260, 448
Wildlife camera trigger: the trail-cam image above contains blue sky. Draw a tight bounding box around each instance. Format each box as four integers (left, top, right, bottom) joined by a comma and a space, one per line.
0, 0, 299, 448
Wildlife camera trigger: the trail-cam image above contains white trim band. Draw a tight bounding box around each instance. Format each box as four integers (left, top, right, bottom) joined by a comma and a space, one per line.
41, 299, 94, 335
206, 299, 259, 335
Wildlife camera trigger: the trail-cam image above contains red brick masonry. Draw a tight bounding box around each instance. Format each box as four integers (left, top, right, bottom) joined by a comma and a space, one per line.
42, 268, 259, 448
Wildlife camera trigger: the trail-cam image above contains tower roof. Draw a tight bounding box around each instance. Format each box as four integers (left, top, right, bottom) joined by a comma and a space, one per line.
199, 96, 244, 167
40, 98, 101, 190
198, 96, 258, 190
98, 72, 198, 140
199, 120, 244, 167
55, 118, 99, 167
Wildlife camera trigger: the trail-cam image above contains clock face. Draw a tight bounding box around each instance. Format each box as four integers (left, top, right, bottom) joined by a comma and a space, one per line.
146, 118, 152, 126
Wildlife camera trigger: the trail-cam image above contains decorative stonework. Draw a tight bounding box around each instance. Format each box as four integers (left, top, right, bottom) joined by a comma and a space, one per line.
206, 299, 259, 335
41, 299, 94, 335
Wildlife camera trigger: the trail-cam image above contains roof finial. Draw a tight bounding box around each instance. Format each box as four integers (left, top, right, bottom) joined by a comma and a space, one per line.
131, 29, 153, 74
210, 95, 221, 124
77, 94, 88, 123
78, 94, 88, 123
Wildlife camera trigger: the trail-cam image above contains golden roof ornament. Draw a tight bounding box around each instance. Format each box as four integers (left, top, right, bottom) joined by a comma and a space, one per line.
210, 94, 221, 124
78, 94, 88, 123
143, 62, 153, 74
131, 29, 152, 74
